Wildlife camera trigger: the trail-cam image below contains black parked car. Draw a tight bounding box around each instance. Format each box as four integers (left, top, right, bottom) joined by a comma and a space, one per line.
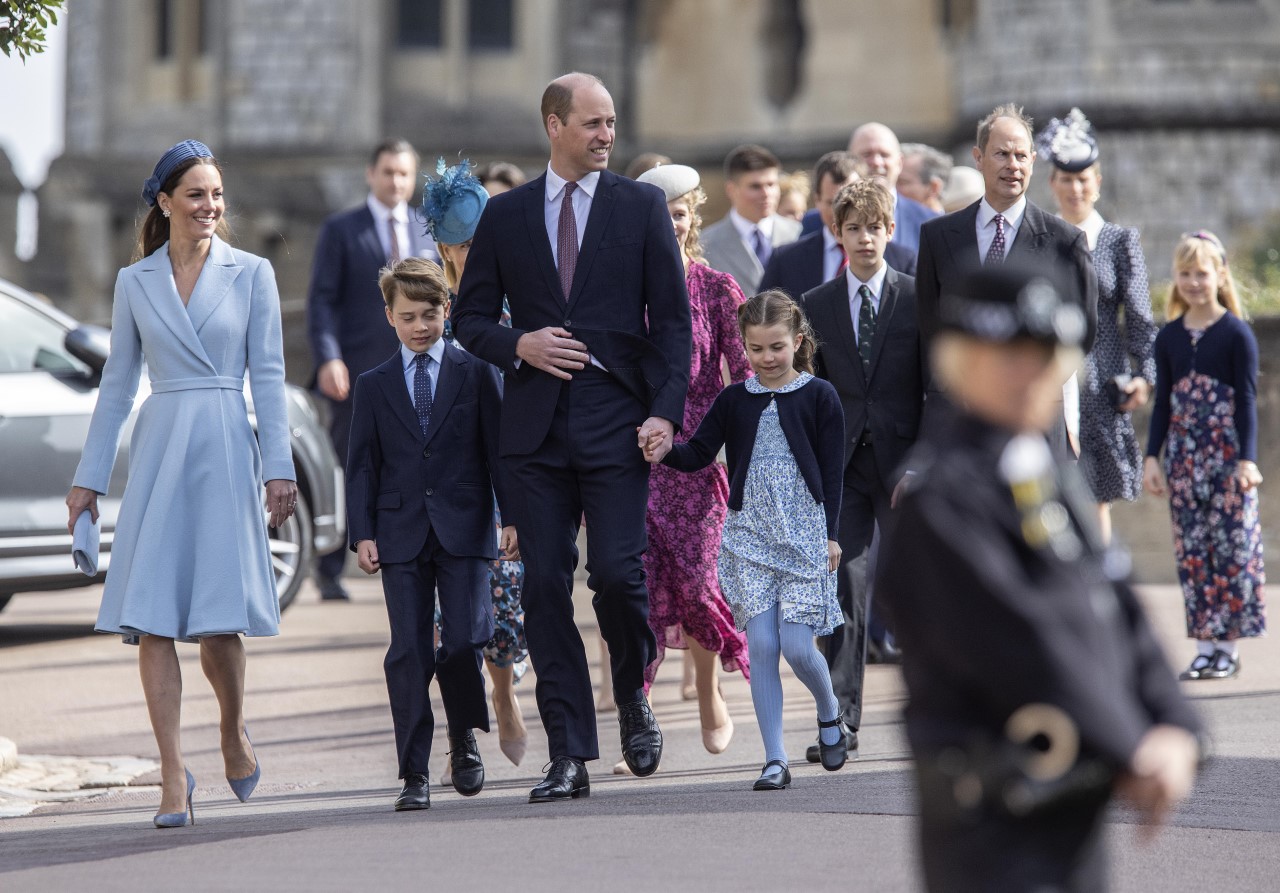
0, 278, 345, 613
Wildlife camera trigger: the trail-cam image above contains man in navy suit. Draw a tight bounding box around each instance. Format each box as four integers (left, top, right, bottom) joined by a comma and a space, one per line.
452, 72, 692, 803
761, 151, 915, 301
801, 123, 940, 257
915, 104, 1097, 458
800, 179, 930, 762
346, 258, 514, 811
307, 139, 439, 600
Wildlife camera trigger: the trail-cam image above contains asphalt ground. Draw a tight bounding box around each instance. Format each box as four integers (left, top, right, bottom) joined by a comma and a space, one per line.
1, 571, 1278, 892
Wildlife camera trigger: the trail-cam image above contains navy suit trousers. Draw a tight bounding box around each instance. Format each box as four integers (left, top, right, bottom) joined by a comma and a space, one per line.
507, 367, 657, 761
379, 527, 492, 778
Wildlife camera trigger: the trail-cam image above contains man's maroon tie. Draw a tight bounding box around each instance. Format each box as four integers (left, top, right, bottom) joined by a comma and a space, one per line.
557, 181, 579, 302
388, 216, 402, 264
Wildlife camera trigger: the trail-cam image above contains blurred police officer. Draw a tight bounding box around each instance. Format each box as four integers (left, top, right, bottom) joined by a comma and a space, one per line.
879, 262, 1201, 892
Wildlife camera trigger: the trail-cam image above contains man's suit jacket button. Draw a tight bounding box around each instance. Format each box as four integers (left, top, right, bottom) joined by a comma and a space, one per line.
563, 319, 572, 327
425, 488, 434, 497
423, 448, 431, 459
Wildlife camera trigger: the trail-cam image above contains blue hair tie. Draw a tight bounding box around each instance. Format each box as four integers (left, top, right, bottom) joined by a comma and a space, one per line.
141, 139, 214, 207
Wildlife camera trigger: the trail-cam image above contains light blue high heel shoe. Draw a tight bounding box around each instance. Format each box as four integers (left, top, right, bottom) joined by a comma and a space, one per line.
153, 768, 196, 828
227, 729, 261, 802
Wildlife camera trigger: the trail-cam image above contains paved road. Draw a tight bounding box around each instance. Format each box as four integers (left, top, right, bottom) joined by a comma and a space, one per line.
1, 575, 1278, 891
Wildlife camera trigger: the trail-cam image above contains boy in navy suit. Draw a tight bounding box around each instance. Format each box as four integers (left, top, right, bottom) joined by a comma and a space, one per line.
800, 179, 930, 763
346, 257, 517, 811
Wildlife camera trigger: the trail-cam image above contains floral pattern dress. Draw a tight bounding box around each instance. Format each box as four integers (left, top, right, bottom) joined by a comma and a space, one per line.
718, 374, 842, 636
644, 262, 752, 684
1161, 324, 1265, 641
441, 297, 528, 669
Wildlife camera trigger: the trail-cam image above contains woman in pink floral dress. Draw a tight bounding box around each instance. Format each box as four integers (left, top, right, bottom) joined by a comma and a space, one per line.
637, 164, 752, 755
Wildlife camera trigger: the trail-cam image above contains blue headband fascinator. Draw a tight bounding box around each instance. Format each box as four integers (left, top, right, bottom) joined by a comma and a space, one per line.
1035, 109, 1099, 173
419, 158, 490, 246
142, 139, 215, 207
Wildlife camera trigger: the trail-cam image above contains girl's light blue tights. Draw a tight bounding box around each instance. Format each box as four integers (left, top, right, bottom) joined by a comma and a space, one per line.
745, 603, 843, 764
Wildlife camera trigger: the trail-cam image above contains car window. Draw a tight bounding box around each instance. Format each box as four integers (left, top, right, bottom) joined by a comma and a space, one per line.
0, 293, 92, 375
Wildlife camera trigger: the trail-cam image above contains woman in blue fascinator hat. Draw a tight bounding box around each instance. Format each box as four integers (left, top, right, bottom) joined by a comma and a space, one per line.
419, 158, 531, 771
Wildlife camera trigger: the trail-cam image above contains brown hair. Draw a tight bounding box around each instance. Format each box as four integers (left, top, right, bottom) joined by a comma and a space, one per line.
737, 289, 818, 374
133, 156, 232, 262
379, 257, 449, 310
1166, 230, 1243, 320
369, 138, 418, 168
812, 151, 858, 195
724, 144, 781, 181
976, 103, 1034, 151
477, 160, 527, 191
832, 179, 895, 231
541, 72, 604, 134
624, 152, 671, 180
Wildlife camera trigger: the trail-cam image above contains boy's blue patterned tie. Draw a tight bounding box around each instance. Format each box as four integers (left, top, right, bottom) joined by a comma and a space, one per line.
413, 352, 432, 436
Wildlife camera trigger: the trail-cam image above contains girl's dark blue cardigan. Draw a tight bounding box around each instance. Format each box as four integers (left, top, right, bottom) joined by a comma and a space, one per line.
662, 376, 846, 540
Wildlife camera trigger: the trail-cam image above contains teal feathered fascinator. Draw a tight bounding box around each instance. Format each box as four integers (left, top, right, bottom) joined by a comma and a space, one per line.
419, 158, 490, 246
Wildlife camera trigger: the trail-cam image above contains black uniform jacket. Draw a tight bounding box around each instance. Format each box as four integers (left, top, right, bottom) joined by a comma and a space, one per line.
878, 411, 1200, 771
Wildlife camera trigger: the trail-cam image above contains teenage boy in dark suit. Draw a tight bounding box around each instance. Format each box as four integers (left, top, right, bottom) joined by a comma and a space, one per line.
801, 179, 930, 763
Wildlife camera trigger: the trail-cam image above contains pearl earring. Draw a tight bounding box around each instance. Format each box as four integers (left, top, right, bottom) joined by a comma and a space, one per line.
162, 209, 171, 218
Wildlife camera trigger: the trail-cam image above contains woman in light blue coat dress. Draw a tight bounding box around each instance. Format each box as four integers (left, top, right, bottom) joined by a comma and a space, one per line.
65, 141, 297, 827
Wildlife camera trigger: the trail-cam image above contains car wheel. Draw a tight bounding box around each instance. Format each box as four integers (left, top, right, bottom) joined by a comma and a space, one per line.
0, 593, 11, 613
269, 491, 314, 613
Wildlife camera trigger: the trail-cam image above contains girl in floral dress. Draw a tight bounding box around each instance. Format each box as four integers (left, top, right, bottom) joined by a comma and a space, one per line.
1144, 230, 1265, 680
644, 290, 848, 791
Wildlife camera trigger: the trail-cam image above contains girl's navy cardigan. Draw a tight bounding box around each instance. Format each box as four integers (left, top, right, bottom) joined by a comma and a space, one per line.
662, 376, 846, 540
1146, 312, 1259, 462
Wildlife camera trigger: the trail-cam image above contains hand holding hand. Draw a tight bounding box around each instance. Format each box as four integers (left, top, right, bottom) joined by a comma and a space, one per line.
637, 417, 674, 464
65, 486, 100, 534
1117, 724, 1199, 841
265, 479, 299, 529
827, 540, 842, 574
356, 539, 380, 575
317, 359, 350, 401
1142, 456, 1166, 497
499, 525, 520, 561
516, 328, 589, 381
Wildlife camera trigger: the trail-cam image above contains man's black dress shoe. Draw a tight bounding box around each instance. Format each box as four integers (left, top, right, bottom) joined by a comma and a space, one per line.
806, 724, 859, 763
448, 730, 485, 796
529, 756, 590, 803
816, 717, 850, 771
318, 576, 350, 602
752, 760, 791, 791
394, 773, 431, 810
617, 698, 663, 777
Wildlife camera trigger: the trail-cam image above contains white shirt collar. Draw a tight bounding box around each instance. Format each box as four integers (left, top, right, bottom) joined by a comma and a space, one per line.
846, 262, 888, 303
822, 226, 839, 253
977, 196, 1027, 234
546, 166, 600, 202
1072, 210, 1105, 250
369, 194, 409, 225
400, 337, 446, 371
729, 208, 774, 244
